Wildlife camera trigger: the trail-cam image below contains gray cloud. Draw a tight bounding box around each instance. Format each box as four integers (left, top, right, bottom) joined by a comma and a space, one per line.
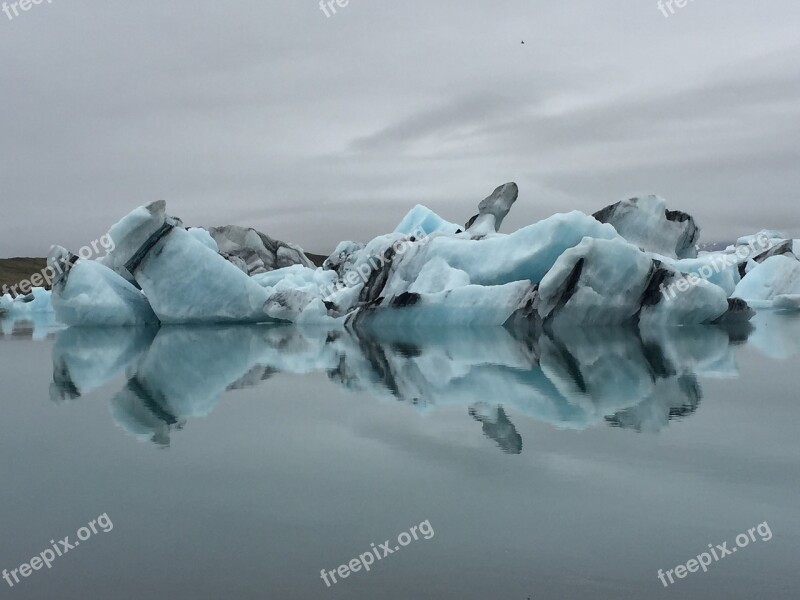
1, 0, 798, 257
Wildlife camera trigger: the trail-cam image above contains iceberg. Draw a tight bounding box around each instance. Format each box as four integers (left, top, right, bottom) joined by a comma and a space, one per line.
186, 227, 219, 253
0, 287, 53, 317
732, 255, 800, 310
534, 237, 731, 327
102, 204, 284, 324
34, 182, 798, 329
464, 182, 519, 237
208, 225, 314, 275
593, 195, 700, 259
48, 246, 159, 327
735, 230, 785, 248
394, 205, 461, 236
100, 200, 176, 286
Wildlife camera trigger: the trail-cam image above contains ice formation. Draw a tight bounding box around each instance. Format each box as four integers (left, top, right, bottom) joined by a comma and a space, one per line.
464, 182, 519, 237
394, 205, 461, 236
593, 195, 700, 259
11, 181, 800, 331
48, 246, 158, 327
733, 255, 800, 309
208, 225, 314, 275
0, 287, 53, 318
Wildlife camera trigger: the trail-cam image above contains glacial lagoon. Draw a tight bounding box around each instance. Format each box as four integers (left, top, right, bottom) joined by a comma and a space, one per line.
1, 313, 799, 599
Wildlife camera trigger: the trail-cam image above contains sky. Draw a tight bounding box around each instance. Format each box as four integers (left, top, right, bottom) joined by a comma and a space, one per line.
1, 0, 798, 257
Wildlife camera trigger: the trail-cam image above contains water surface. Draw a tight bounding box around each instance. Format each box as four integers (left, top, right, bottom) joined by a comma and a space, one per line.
1, 313, 799, 599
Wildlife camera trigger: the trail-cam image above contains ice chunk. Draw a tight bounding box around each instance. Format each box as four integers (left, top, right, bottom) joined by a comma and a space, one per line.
394, 204, 461, 236
209, 225, 314, 275
348, 280, 535, 329
186, 227, 219, 253
593, 195, 700, 259
751, 239, 796, 264
252, 263, 336, 295
732, 255, 800, 310
100, 200, 174, 285
0, 287, 53, 316
292, 211, 636, 324
534, 237, 732, 327
103, 204, 285, 324
48, 246, 158, 327
132, 226, 282, 324
736, 230, 785, 247
399, 211, 620, 288
464, 182, 519, 236
664, 253, 741, 296
641, 275, 733, 327
537, 237, 654, 326
407, 258, 471, 294
323, 241, 366, 275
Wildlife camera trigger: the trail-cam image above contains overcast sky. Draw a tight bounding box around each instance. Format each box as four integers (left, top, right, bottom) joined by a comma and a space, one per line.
1, 0, 798, 257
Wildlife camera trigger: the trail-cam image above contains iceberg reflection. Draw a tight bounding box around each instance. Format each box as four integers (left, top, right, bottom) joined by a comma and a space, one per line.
49, 320, 753, 451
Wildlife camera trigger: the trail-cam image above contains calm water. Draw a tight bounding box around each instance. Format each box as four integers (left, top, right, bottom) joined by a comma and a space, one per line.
1, 313, 799, 599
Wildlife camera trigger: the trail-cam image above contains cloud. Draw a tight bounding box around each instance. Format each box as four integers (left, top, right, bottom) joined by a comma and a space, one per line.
0, 0, 798, 255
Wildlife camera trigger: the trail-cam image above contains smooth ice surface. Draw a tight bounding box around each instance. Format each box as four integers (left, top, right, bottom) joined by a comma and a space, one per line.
133, 227, 279, 324
101, 200, 172, 284
395, 211, 620, 288
50, 259, 158, 327
186, 227, 219, 253
665, 253, 741, 296
393, 204, 461, 236
407, 258, 471, 294
733, 255, 800, 309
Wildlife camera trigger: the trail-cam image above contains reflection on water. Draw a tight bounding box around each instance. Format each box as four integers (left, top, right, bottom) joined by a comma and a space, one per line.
35, 313, 799, 452
0, 312, 62, 341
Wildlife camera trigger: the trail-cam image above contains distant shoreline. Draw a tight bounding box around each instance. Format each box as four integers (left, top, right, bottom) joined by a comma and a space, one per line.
0, 258, 49, 291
